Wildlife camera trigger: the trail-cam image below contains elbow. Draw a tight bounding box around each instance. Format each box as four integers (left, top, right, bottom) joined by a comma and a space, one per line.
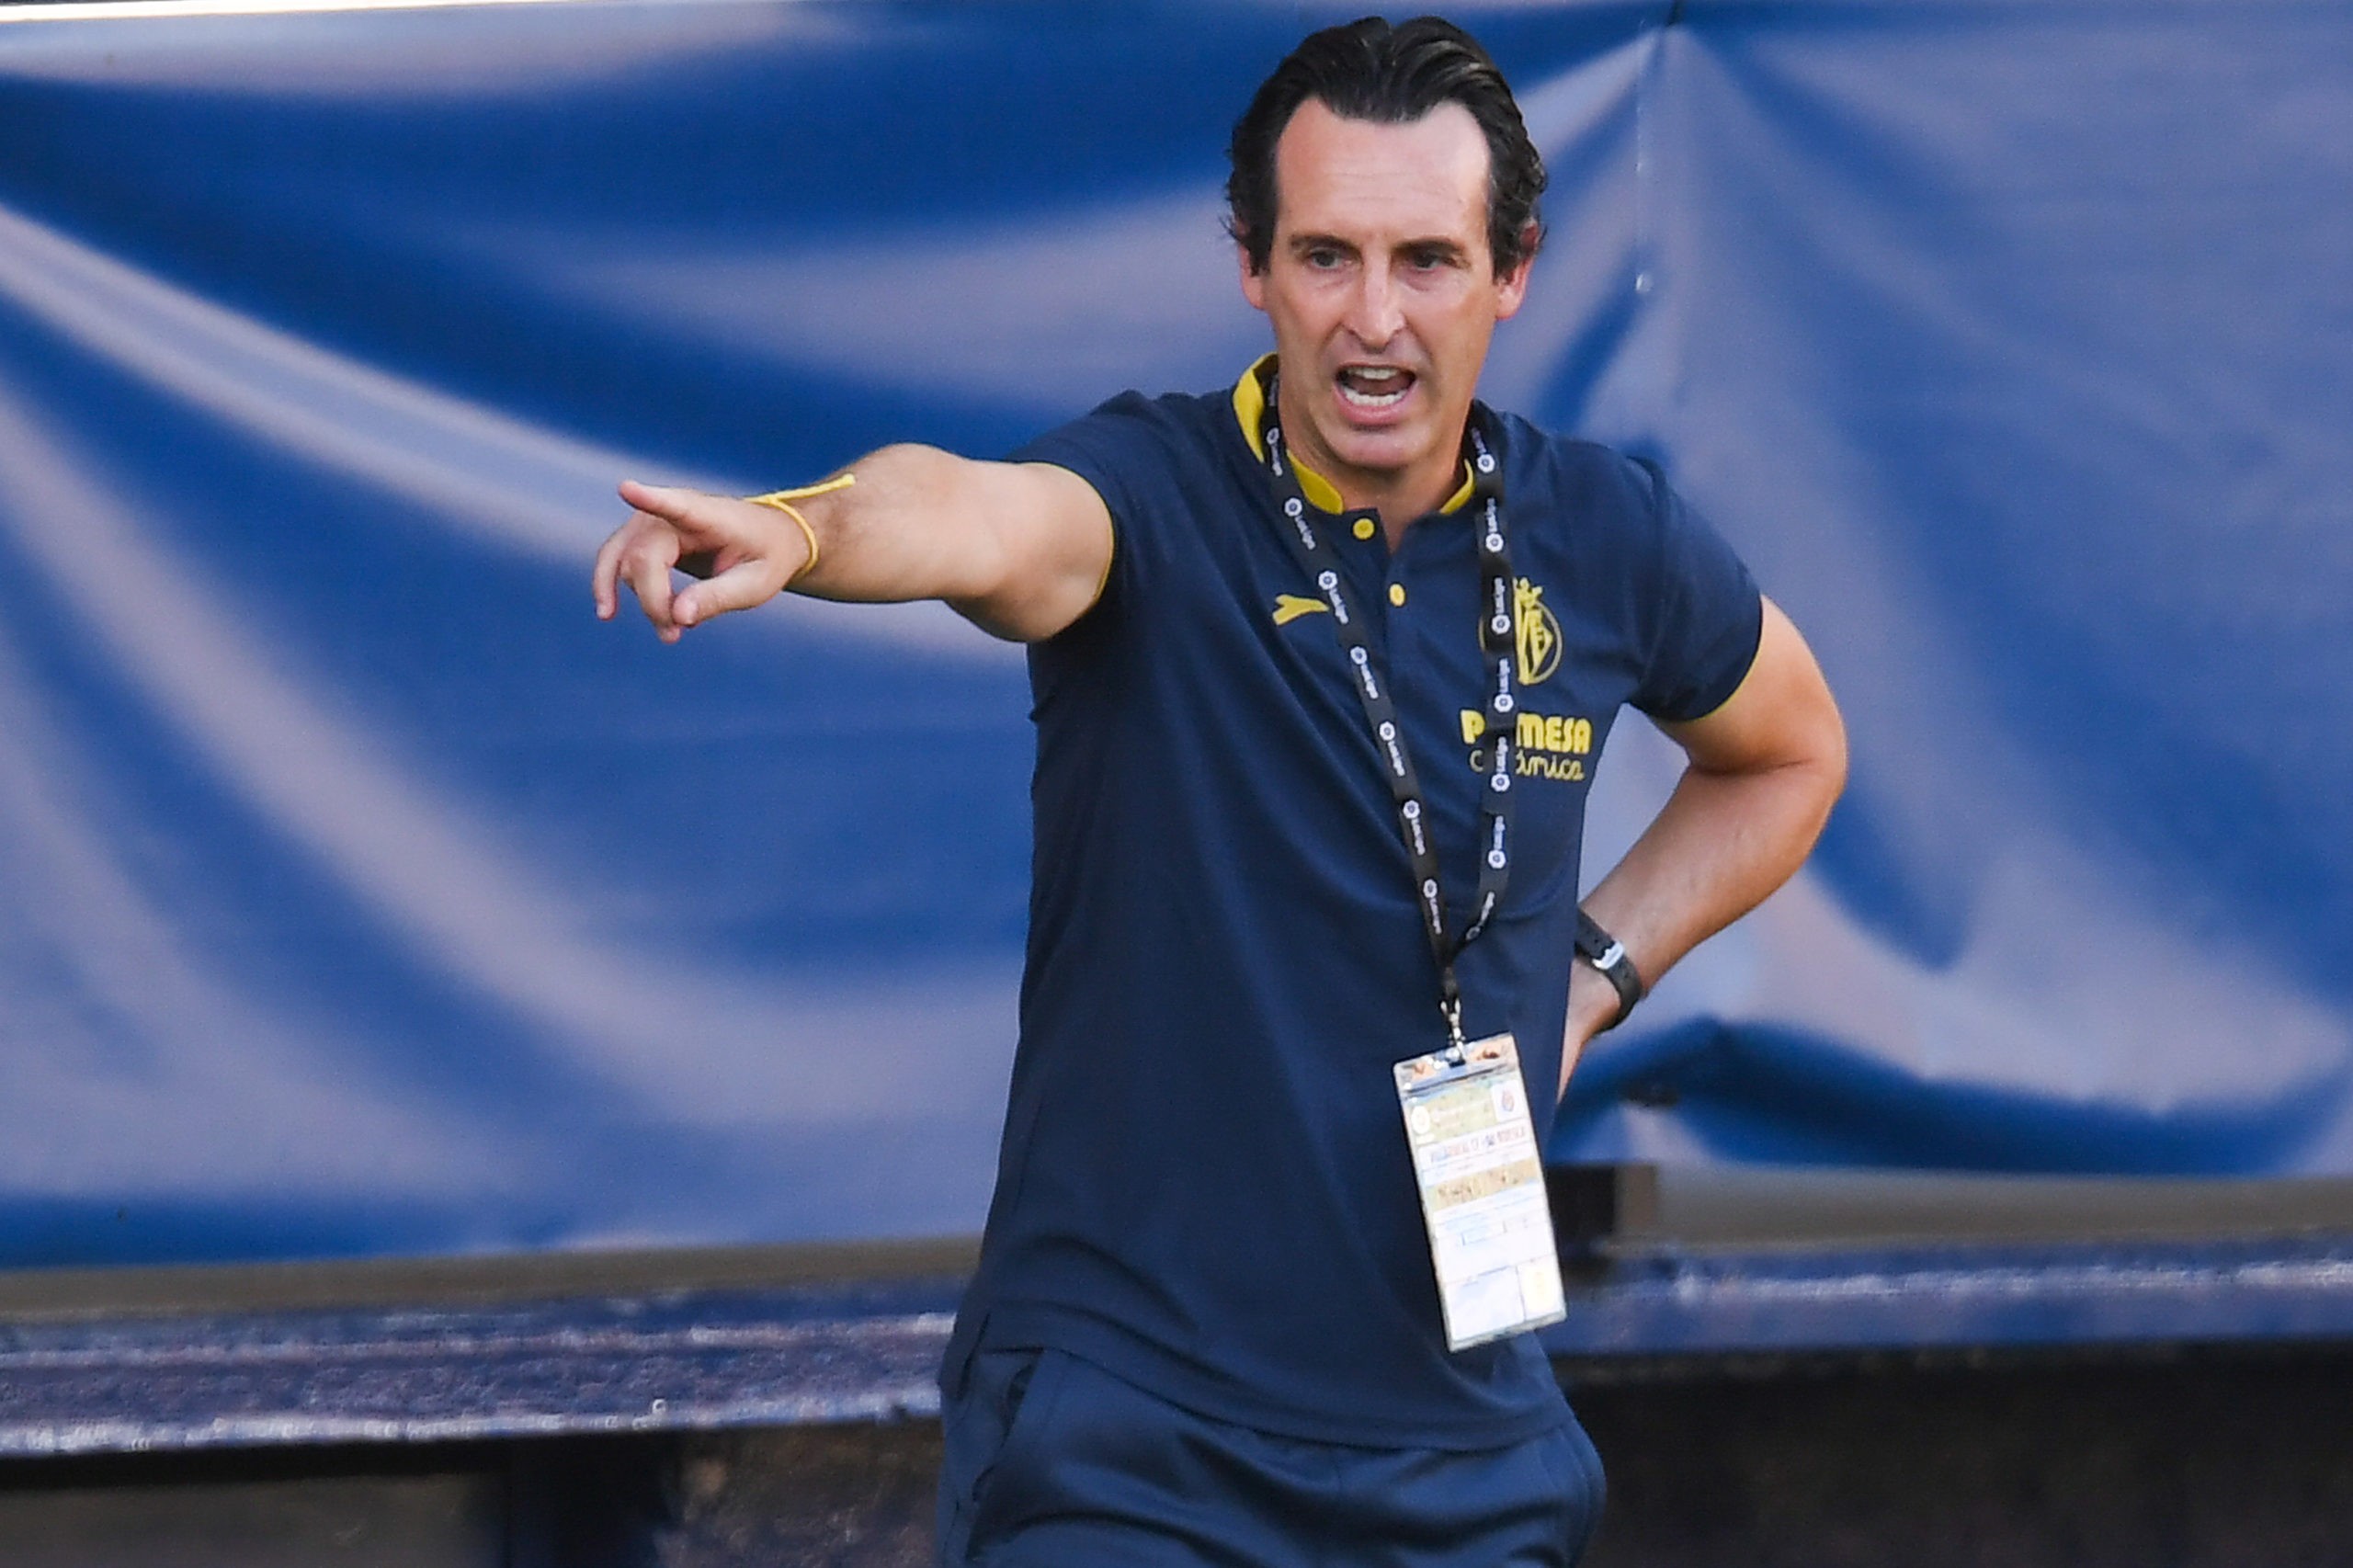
1814, 722, 1849, 842
1792, 692, 1849, 850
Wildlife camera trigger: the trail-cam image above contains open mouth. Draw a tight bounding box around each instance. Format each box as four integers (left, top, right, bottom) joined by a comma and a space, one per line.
1335, 364, 1415, 411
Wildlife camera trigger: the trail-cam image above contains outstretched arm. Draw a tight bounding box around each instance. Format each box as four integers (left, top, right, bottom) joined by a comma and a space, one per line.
1560, 597, 1847, 1095
591, 445, 1115, 644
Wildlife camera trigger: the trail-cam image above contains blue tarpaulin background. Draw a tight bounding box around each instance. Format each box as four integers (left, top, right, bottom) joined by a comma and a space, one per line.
1, 0, 2347, 1267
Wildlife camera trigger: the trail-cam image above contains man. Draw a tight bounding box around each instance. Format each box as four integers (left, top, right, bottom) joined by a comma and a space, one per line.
594, 17, 1844, 1565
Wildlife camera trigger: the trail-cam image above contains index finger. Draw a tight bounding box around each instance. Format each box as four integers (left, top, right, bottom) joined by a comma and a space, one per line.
591, 516, 640, 619
616, 519, 686, 642
592, 508, 680, 620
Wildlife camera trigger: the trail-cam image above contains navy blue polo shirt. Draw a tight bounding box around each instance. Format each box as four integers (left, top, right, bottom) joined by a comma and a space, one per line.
949, 362, 1761, 1448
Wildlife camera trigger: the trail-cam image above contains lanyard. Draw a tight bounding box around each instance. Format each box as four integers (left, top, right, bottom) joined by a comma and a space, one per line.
1259, 381, 1519, 1051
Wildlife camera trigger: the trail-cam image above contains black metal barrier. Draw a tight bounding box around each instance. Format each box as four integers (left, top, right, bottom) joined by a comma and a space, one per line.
7, 1184, 2353, 1564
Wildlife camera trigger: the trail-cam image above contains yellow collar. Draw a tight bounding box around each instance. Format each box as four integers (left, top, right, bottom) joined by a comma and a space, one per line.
1232, 354, 1476, 517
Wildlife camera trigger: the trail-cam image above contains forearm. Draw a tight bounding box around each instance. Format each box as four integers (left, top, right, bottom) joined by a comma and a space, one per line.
1561, 755, 1841, 1074
614, 444, 1111, 644
1560, 598, 1847, 1079
782, 445, 1014, 609
1581, 754, 1841, 992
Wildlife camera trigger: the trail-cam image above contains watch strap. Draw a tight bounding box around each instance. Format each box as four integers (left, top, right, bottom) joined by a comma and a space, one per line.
1574, 909, 1644, 1031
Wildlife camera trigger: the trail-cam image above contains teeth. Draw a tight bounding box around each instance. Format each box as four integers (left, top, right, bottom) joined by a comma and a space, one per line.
1337, 367, 1411, 408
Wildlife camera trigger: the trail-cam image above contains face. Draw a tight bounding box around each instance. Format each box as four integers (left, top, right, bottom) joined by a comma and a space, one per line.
1240, 97, 1530, 517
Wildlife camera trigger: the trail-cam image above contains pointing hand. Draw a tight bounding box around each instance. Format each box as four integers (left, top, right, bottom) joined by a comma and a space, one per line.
591, 481, 813, 643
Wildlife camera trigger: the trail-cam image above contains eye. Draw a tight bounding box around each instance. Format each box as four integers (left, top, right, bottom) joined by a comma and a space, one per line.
1304, 245, 1347, 270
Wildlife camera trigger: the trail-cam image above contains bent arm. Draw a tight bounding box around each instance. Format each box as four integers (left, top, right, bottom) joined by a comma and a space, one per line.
1561, 597, 1847, 1093
591, 445, 1114, 644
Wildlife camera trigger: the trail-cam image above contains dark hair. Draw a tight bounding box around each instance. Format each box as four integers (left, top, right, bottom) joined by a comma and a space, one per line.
1226, 16, 1547, 279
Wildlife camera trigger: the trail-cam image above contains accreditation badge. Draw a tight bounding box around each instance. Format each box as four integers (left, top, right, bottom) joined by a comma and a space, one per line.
1393, 1033, 1568, 1350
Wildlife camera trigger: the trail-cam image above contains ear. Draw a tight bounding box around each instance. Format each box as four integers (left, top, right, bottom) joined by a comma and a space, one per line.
1492, 223, 1540, 321
1238, 242, 1269, 312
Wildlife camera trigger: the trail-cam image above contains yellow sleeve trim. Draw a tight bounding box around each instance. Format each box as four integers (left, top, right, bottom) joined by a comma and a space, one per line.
1671, 595, 1768, 725
1019, 461, 1119, 618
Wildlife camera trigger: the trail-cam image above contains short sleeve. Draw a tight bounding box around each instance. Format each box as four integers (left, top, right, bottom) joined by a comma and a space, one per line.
1626, 458, 1765, 722
1009, 391, 1176, 619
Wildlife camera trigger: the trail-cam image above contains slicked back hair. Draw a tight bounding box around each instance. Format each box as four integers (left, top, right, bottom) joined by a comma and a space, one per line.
1226, 16, 1547, 280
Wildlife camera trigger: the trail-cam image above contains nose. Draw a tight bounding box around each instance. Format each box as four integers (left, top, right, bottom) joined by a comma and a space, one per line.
1344, 263, 1404, 349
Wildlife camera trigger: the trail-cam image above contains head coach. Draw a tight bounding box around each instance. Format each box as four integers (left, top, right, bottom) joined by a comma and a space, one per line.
594, 15, 1847, 1565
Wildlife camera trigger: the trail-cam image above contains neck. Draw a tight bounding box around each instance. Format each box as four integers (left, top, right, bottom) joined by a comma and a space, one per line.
1347, 468, 1452, 541
1252, 363, 1473, 540
1291, 427, 1468, 546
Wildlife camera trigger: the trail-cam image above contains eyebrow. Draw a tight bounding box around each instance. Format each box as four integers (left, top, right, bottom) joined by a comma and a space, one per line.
1400, 238, 1471, 263
1287, 233, 1358, 256
1285, 233, 1471, 262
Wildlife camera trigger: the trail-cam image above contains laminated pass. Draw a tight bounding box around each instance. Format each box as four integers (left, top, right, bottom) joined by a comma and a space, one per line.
1393, 1033, 1566, 1349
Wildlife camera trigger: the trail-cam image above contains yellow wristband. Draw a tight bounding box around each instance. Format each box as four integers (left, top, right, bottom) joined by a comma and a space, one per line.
745, 472, 855, 585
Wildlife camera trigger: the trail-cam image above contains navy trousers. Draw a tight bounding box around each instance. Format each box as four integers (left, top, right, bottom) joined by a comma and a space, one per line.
937, 1346, 1606, 1567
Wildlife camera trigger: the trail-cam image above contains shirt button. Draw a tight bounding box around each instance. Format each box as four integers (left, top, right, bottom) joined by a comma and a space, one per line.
1389, 583, 1407, 607
1352, 517, 1377, 540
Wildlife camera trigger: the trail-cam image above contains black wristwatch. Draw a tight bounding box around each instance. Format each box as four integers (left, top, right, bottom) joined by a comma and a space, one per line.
1574, 910, 1644, 1032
